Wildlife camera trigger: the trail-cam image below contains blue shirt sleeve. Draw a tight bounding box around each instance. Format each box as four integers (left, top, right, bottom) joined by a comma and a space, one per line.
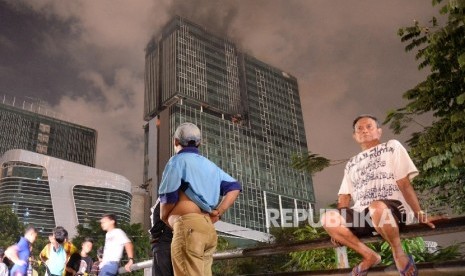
158, 157, 183, 203
159, 191, 179, 204
17, 237, 29, 252
219, 169, 242, 196
220, 180, 242, 195
15, 237, 30, 271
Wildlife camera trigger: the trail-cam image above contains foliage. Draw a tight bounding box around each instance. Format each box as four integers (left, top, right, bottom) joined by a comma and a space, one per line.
387, 0, 465, 213
30, 235, 49, 275
367, 237, 426, 265
71, 220, 150, 276
291, 152, 347, 175
0, 205, 48, 273
419, 242, 464, 262
73, 220, 106, 259
284, 225, 365, 270
370, 238, 464, 264
120, 221, 151, 274
0, 205, 24, 249
72, 223, 465, 275
285, 225, 336, 270
284, 225, 463, 270
212, 234, 293, 275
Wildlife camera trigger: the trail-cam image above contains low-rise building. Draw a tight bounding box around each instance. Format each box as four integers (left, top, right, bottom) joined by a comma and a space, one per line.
0, 149, 132, 237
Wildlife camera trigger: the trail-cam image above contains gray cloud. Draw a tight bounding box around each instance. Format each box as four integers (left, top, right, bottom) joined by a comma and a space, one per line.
0, 34, 15, 50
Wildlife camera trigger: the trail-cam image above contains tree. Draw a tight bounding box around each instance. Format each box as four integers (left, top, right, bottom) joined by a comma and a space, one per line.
0, 205, 24, 248
387, 0, 465, 213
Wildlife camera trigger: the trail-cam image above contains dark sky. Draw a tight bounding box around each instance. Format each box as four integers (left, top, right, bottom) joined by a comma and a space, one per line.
1, 0, 461, 245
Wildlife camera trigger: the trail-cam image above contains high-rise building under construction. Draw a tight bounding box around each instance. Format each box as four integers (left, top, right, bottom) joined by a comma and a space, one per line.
144, 16, 314, 240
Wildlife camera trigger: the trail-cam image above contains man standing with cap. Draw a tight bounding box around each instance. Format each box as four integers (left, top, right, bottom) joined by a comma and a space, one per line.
159, 122, 241, 276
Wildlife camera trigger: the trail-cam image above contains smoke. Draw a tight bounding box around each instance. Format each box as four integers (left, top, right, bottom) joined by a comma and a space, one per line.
167, 0, 239, 38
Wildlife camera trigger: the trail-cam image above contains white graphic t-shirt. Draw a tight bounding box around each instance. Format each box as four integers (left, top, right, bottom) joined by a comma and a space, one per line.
338, 140, 418, 224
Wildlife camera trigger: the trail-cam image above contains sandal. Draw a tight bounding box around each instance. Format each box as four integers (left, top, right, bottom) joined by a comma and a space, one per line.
350, 257, 381, 276
351, 264, 369, 276
399, 255, 418, 276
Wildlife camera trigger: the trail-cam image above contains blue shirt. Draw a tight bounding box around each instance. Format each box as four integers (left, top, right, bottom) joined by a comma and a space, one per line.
47, 244, 66, 275
159, 147, 241, 212
9, 237, 30, 275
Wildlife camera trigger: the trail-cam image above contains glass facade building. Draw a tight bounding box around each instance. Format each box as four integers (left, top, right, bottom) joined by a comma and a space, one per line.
0, 161, 56, 234
73, 185, 132, 227
0, 100, 97, 167
0, 149, 132, 237
144, 17, 314, 236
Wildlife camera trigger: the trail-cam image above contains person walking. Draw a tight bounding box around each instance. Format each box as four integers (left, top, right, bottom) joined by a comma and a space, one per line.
99, 214, 134, 275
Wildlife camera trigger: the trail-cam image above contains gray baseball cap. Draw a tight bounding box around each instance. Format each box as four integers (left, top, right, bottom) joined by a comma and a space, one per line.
174, 122, 201, 146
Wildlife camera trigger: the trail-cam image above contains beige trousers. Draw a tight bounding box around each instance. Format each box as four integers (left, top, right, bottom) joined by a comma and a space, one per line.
171, 213, 218, 276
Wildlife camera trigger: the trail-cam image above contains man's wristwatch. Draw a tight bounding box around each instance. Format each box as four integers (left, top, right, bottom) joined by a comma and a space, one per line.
128, 257, 134, 262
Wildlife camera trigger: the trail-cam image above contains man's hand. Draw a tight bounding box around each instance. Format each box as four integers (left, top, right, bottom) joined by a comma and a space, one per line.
160, 202, 176, 225
330, 237, 343, 247
124, 259, 133, 272
418, 211, 449, 229
209, 209, 221, 223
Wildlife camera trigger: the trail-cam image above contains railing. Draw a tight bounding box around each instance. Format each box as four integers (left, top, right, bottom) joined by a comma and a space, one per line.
119, 216, 465, 275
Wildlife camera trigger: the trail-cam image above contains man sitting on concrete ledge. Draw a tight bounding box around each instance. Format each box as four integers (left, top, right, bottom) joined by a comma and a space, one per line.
321, 114, 439, 276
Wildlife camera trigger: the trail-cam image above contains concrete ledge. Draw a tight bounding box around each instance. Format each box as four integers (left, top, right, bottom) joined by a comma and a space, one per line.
244, 260, 465, 276
214, 217, 465, 260
118, 217, 465, 274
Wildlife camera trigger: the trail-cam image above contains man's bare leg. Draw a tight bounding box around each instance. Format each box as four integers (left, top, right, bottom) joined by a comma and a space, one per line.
322, 210, 381, 271
369, 201, 415, 276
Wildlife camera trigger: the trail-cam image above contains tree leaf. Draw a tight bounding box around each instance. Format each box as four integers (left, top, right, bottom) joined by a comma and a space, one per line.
457, 92, 465, 105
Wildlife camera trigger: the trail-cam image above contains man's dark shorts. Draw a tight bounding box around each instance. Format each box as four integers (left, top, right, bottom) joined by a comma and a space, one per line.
339, 199, 407, 237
